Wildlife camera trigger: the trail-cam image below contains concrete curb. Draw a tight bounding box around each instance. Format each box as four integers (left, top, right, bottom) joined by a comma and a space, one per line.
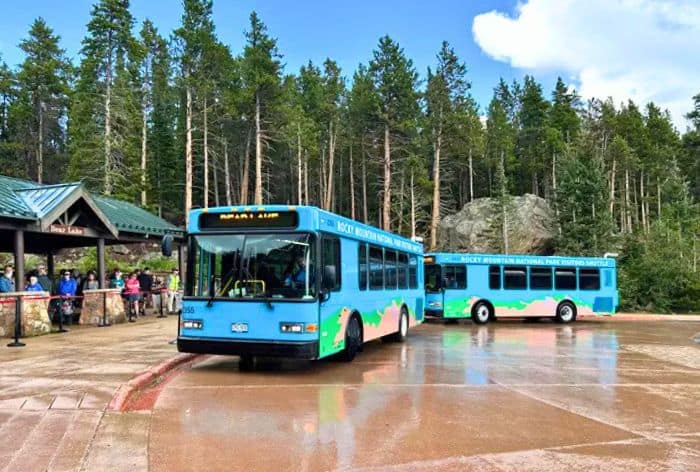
107, 353, 200, 412
580, 314, 700, 322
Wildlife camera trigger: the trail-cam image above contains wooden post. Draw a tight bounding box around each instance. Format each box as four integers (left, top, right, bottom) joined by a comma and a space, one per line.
8, 230, 25, 347
97, 238, 106, 289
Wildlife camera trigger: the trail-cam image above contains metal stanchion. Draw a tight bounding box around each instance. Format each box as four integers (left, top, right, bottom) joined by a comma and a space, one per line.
98, 291, 110, 327
56, 297, 69, 333
7, 295, 25, 348
157, 289, 167, 318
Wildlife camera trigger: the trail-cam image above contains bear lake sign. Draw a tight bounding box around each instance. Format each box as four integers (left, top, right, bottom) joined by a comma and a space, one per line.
49, 224, 86, 236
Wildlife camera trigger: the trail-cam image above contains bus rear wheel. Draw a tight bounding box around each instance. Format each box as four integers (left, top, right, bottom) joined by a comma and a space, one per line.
340, 315, 362, 362
239, 355, 257, 371
385, 307, 409, 343
472, 301, 491, 325
555, 301, 577, 323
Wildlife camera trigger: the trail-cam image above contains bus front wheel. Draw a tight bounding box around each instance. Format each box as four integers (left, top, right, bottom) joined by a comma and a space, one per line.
472, 301, 491, 325
555, 301, 577, 323
340, 316, 362, 362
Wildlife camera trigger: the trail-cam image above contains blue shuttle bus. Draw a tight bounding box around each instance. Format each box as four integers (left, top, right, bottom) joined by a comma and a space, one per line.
177, 205, 424, 367
424, 253, 618, 324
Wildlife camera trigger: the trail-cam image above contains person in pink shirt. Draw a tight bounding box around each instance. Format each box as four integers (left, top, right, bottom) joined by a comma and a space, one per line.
124, 272, 141, 322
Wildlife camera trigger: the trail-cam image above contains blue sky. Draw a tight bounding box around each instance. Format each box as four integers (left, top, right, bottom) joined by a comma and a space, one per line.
1, 0, 696, 128
0, 0, 560, 112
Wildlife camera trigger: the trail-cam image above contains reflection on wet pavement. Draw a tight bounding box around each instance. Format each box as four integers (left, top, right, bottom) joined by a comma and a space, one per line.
150, 320, 700, 471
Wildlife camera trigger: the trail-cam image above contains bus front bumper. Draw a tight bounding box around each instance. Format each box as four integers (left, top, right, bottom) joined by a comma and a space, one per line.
177, 336, 319, 359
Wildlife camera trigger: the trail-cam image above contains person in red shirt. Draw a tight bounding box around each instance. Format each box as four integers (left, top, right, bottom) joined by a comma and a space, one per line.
124, 272, 141, 322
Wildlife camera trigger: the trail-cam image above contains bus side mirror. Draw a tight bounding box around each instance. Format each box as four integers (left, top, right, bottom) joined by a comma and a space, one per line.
161, 235, 174, 257
322, 265, 337, 290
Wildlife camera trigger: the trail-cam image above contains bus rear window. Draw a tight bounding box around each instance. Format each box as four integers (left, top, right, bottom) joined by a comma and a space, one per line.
555, 267, 577, 290
579, 269, 600, 290
530, 267, 552, 290
504, 266, 527, 290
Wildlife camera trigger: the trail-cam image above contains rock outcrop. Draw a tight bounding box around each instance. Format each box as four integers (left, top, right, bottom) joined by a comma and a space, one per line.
437, 193, 556, 254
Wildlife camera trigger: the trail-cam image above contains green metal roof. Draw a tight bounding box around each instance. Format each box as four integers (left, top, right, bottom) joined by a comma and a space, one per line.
0, 175, 183, 237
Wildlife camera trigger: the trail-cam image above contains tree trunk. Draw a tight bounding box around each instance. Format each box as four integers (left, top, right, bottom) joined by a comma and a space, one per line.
410, 168, 416, 239
184, 86, 193, 227
609, 151, 616, 216
552, 152, 557, 196
632, 175, 639, 229
640, 171, 646, 233
240, 127, 251, 204
382, 124, 391, 231
297, 124, 302, 204
253, 93, 263, 205
624, 169, 631, 232
140, 97, 148, 206
203, 98, 209, 207
361, 139, 368, 224
349, 140, 355, 220
304, 152, 309, 205
429, 130, 442, 250
468, 147, 474, 202
397, 170, 405, 235
224, 138, 232, 206
324, 121, 336, 210
37, 102, 43, 184
656, 178, 661, 220
104, 48, 113, 195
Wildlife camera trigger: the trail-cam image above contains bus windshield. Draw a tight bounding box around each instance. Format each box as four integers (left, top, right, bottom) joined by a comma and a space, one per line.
189, 233, 316, 300
425, 264, 442, 293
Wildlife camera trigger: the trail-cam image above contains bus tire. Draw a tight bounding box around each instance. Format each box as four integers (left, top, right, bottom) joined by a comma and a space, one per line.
239, 355, 256, 372
386, 306, 409, 343
472, 301, 491, 325
340, 315, 362, 362
555, 301, 577, 323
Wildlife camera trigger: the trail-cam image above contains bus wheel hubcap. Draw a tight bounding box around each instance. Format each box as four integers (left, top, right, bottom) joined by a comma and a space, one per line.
401, 313, 408, 335
478, 306, 488, 320
561, 306, 573, 320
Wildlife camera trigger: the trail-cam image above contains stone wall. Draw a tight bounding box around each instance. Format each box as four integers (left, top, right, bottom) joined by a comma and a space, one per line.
79, 289, 126, 325
0, 292, 52, 338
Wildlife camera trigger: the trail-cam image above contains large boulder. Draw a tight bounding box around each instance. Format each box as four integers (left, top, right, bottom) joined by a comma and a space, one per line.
437, 193, 556, 254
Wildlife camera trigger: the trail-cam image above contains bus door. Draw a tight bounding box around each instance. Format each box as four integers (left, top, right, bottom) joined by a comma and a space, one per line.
318, 235, 345, 357
424, 264, 444, 316
441, 264, 468, 318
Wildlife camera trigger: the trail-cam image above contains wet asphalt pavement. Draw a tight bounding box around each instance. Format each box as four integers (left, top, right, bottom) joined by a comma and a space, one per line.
148, 319, 700, 471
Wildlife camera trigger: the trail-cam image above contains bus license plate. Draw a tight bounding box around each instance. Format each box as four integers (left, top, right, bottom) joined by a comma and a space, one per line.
231, 322, 248, 333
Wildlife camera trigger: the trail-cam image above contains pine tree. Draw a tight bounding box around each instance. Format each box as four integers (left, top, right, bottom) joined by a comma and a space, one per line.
15, 18, 71, 183
368, 36, 419, 231
242, 12, 282, 205
516, 75, 550, 195
68, 0, 139, 198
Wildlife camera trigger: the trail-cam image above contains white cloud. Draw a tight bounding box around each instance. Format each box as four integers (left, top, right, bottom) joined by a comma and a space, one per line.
472, 0, 700, 131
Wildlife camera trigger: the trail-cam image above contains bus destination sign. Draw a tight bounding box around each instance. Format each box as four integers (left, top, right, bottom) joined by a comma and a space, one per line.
199, 210, 299, 229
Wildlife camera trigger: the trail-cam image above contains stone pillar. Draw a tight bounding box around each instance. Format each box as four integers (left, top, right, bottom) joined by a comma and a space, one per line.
97, 238, 106, 288
0, 292, 51, 338
79, 289, 126, 325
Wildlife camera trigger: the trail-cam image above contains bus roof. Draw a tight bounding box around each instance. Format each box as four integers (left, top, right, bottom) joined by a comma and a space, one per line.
189, 205, 424, 254
425, 252, 616, 268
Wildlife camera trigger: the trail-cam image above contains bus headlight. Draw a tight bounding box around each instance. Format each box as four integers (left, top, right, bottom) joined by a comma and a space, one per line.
182, 320, 203, 329
280, 322, 304, 333
429, 301, 442, 307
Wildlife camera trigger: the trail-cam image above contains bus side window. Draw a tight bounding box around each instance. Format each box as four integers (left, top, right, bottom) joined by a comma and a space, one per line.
369, 245, 384, 290
489, 265, 501, 290
408, 255, 418, 289
504, 266, 527, 290
398, 253, 409, 289
444, 265, 467, 289
358, 243, 367, 291
530, 267, 552, 290
555, 267, 577, 290
385, 250, 398, 289
579, 269, 600, 290
322, 237, 342, 291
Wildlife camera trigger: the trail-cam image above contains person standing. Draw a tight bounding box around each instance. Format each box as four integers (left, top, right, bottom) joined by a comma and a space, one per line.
138, 267, 154, 315
0, 266, 15, 293
83, 271, 99, 290
57, 270, 78, 325
166, 268, 180, 314
124, 272, 141, 322
25, 275, 44, 292
109, 269, 125, 289
36, 265, 53, 293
